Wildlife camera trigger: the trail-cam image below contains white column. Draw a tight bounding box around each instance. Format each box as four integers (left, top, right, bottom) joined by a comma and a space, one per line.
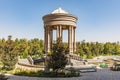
71, 26, 73, 54
59, 25, 62, 38
45, 26, 48, 53
47, 27, 50, 52
73, 27, 76, 52
44, 26, 46, 53
56, 26, 59, 39
50, 29, 53, 49
68, 26, 73, 54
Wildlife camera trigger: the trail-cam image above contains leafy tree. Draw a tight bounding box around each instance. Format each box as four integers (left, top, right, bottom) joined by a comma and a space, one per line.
18, 39, 28, 58
1, 36, 18, 70
28, 38, 44, 58
47, 38, 68, 73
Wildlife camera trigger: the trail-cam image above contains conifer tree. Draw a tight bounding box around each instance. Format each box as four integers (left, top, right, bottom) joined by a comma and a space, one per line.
47, 38, 68, 73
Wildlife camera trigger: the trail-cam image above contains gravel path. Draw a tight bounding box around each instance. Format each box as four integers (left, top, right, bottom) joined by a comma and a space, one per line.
7, 68, 120, 80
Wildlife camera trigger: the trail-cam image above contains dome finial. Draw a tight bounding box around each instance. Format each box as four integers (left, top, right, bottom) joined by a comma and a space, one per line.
52, 7, 68, 14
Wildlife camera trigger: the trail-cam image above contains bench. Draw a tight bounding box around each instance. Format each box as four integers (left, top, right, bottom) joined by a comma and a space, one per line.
27, 56, 44, 65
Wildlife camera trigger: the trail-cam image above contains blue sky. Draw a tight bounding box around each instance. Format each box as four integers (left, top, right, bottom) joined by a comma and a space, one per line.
0, 0, 120, 42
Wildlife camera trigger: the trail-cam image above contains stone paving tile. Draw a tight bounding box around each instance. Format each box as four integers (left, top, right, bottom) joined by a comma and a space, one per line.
7, 68, 120, 80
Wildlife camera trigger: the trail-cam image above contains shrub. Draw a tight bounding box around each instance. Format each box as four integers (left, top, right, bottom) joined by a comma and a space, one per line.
14, 68, 80, 77
64, 67, 80, 77
100, 63, 108, 68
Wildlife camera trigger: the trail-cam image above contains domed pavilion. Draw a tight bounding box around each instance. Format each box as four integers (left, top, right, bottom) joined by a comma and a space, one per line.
42, 7, 78, 55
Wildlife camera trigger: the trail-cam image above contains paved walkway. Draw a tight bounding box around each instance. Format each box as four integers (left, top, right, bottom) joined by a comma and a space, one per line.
7, 68, 120, 80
